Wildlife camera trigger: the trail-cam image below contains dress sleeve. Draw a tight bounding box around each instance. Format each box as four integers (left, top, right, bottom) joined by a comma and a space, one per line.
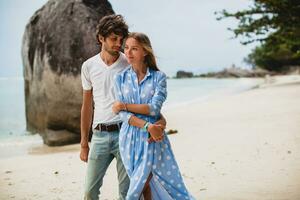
114, 74, 134, 123
148, 72, 167, 116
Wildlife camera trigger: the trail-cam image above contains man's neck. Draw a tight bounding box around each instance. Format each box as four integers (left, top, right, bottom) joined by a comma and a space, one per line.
100, 51, 120, 66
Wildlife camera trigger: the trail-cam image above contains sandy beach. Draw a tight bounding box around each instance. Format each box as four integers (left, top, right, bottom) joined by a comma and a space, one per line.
1, 75, 300, 200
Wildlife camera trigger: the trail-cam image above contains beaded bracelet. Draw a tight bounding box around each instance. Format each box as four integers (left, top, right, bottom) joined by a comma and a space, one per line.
142, 122, 149, 132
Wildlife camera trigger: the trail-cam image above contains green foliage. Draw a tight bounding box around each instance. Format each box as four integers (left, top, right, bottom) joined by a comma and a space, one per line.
217, 0, 300, 72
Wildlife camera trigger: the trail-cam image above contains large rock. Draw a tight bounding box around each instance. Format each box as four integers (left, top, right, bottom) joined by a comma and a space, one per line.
22, 0, 114, 145
42, 129, 81, 146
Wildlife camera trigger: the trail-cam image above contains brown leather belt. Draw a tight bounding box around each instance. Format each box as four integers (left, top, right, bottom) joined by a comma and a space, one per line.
95, 122, 122, 132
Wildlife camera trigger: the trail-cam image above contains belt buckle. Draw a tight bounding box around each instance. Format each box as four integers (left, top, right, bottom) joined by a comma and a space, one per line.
97, 122, 122, 132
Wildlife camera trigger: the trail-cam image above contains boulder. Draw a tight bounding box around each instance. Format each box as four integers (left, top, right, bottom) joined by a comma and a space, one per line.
22, 0, 114, 145
43, 129, 81, 146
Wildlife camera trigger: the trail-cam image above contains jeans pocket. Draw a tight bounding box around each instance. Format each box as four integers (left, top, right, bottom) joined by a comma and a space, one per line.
89, 132, 110, 159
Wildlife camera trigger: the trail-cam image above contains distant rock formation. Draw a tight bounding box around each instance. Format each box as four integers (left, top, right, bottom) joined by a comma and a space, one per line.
176, 70, 194, 78
199, 67, 273, 78
175, 65, 274, 79
22, 0, 114, 146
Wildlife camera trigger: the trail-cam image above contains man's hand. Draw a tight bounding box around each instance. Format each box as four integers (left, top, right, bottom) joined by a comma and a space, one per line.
155, 121, 166, 130
148, 137, 155, 143
112, 101, 125, 114
147, 115, 166, 143
155, 114, 167, 130
80, 146, 90, 162
147, 124, 165, 143
148, 124, 164, 142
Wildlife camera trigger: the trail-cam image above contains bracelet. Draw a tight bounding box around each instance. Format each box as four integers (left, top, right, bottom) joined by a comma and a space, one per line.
123, 102, 127, 111
142, 122, 150, 132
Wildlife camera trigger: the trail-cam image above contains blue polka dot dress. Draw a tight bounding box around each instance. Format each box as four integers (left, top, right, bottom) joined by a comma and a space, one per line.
114, 66, 195, 200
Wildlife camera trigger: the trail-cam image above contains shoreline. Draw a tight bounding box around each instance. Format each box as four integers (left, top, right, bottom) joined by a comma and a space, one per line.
0, 75, 297, 157
0, 77, 263, 159
0, 75, 294, 158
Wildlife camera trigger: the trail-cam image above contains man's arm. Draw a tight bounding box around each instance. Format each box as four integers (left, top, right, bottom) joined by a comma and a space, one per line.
155, 113, 166, 129
113, 102, 166, 128
80, 90, 93, 162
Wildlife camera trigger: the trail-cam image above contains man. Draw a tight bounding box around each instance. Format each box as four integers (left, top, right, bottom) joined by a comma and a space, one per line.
80, 14, 130, 200
80, 14, 165, 200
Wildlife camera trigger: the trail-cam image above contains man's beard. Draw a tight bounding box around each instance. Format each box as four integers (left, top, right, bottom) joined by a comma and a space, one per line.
104, 45, 119, 56
107, 50, 119, 56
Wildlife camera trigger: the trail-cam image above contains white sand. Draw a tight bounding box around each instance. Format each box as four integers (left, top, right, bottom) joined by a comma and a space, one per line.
1, 75, 300, 200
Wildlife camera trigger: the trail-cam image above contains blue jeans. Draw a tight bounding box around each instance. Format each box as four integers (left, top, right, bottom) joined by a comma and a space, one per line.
84, 130, 129, 200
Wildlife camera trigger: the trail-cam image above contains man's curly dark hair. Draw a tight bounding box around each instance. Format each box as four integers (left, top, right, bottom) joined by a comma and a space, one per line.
96, 14, 129, 44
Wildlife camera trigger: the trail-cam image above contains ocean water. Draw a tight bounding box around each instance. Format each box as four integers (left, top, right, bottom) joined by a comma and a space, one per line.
0, 77, 261, 143
165, 77, 260, 109
0, 77, 27, 137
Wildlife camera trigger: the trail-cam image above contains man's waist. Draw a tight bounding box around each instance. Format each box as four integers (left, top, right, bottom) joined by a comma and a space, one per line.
94, 122, 122, 132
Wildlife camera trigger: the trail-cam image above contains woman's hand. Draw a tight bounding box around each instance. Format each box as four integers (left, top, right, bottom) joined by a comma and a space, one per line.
147, 123, 164, 142
112, 101, 125, 114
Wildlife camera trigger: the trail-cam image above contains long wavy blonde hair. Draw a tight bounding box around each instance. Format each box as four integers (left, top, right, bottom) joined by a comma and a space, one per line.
126, 32, 160, 71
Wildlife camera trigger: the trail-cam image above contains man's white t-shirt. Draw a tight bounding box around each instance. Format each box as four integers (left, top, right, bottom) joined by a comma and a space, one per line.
81, 52, 129, 128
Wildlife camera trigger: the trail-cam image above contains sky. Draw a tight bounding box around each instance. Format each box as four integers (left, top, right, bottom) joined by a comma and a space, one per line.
0, 0, 256, 77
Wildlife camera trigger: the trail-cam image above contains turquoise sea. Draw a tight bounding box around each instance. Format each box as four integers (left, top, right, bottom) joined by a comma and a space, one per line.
0, 77, 261, 146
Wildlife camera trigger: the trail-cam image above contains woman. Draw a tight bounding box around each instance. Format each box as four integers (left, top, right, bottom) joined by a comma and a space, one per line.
113, 32, 194, 200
